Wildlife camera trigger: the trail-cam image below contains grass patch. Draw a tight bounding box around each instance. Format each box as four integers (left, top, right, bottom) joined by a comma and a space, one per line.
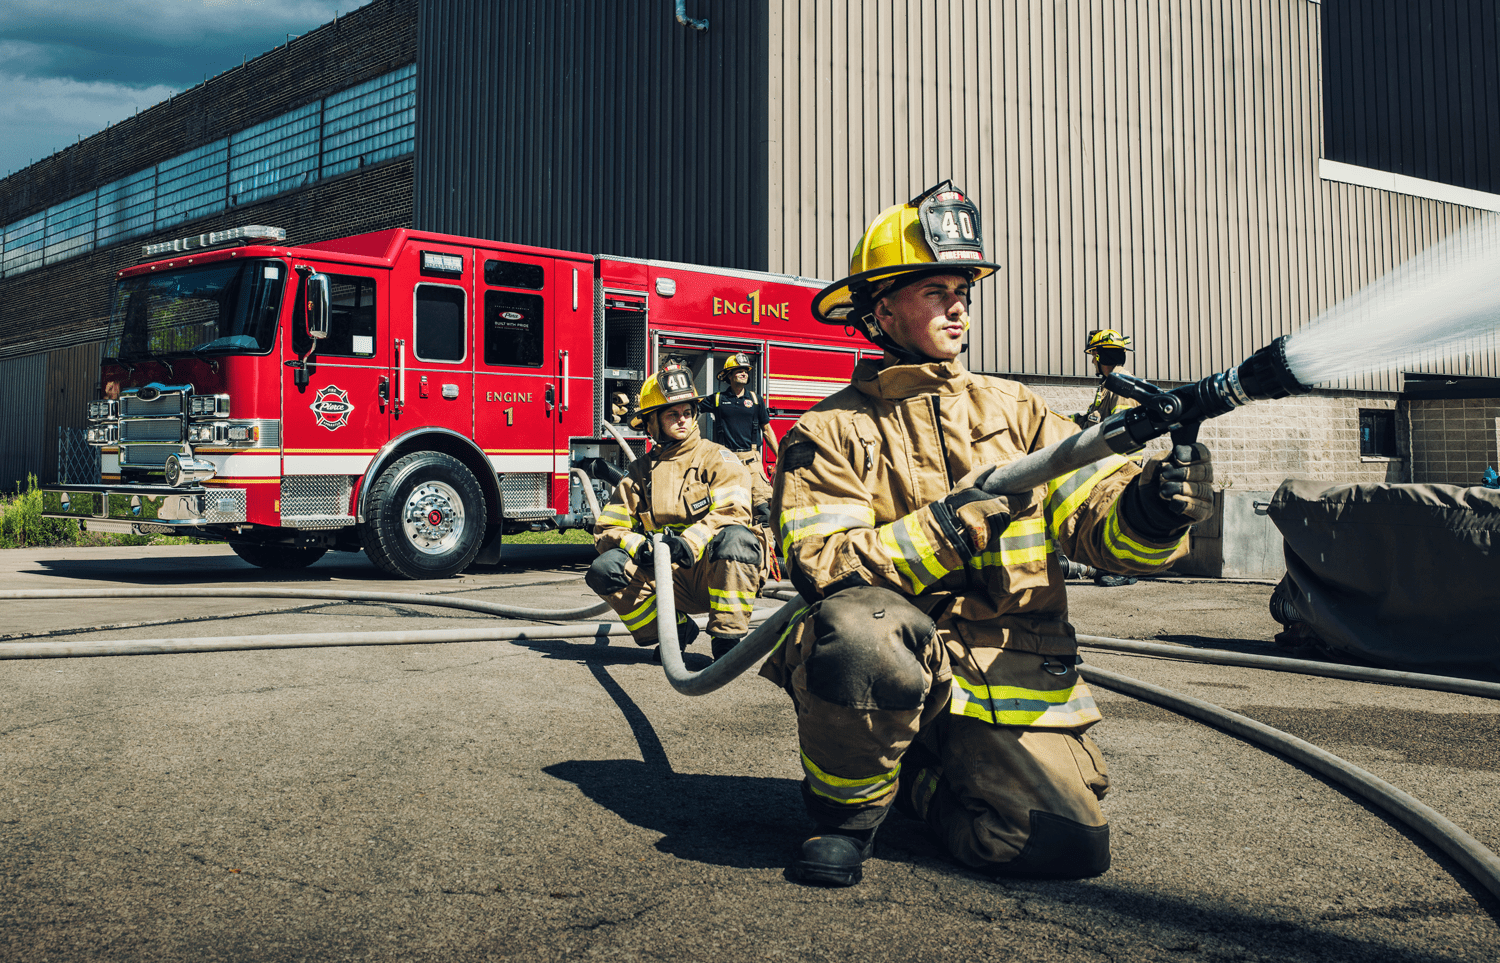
0, 475, 205, 549
505, 528, 593, 545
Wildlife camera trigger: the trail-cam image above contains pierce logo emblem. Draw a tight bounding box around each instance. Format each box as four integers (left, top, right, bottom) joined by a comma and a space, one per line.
311, 385, 354, 430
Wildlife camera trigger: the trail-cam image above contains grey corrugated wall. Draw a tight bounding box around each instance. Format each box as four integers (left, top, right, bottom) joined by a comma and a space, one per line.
766, 0, 1493, 390
0, 354, 47, 494
414, 0, 769, 270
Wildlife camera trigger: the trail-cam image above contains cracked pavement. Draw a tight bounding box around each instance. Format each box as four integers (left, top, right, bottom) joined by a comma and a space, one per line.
1, 544, 1497, 962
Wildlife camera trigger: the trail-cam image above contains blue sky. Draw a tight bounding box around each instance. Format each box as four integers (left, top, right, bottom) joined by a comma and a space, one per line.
0, 1, 372, 179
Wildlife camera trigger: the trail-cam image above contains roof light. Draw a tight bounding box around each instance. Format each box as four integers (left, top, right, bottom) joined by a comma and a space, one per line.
142, 225, 286, 258
421, 251, 464, 274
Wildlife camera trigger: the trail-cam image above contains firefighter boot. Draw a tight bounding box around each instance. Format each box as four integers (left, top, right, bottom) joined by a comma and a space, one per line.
789, 826, 878, 887
651, 615, 700, 662
709, 633, 743, 661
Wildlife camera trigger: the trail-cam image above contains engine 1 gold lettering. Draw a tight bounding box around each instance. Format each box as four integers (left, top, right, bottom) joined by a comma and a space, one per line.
485, 391, 534, 403
712, 289, 790, 324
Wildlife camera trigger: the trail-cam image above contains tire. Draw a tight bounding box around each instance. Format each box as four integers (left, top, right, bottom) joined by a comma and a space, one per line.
360, 450, 487, 579
230, 541, 328, 570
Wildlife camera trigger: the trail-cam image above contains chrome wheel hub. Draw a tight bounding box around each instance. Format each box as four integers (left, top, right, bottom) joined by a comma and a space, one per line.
402, 481, 466, 555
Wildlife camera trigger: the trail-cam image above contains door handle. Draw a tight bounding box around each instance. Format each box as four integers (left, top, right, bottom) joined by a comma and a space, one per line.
378, 375, 390, 407
545, 383, 556, 416
560, 350, 570, 412
394, 339, 406, 414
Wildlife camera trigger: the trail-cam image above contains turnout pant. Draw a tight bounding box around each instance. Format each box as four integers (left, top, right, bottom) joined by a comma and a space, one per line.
765, 585, 1111, 878
730, 449, 774, 507
587, 525, 766, 643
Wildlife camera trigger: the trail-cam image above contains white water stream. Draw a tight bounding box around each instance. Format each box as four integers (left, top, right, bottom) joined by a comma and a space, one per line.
1283, 213, 1500, 385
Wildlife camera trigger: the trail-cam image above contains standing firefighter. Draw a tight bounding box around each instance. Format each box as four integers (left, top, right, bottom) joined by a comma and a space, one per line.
587, 362, 768, 661
1074, 329, 1139, 429
702, 352, 779, 525
764, 182, 1213, 886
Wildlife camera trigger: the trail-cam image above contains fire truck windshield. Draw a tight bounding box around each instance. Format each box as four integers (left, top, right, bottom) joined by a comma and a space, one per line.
104, 259, 287, 364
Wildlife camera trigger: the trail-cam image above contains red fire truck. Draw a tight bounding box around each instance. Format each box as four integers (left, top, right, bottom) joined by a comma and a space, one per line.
41, 225, 873, 578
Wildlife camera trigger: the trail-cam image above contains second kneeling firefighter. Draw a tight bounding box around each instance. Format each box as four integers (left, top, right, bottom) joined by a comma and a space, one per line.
587, 362, 769, 661
764, 183, 1213, 886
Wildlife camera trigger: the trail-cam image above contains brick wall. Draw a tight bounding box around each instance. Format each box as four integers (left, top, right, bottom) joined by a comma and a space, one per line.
0, 0, 416, 223
1409, 398, 1500, 486
1021, 377, 1407, 492
0, 159, 414, 359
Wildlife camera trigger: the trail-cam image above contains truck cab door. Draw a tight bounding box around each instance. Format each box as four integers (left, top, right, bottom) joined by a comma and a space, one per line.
283, 268, 390, 502
474, 252, 558, 522
391, 243, 475, 441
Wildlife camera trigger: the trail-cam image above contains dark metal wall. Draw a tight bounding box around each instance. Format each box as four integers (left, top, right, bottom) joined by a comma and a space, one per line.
1323, 0, 1500, 194
414, 0, 769, 270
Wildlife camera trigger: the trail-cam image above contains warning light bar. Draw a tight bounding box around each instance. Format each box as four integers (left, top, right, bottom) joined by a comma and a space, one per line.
142, 225, 286, 258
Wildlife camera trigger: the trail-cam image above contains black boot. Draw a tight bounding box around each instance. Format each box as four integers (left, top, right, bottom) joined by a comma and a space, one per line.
708, 634, 742, 661
651, 615, 699, 662
1093, 572, 1137, 587
789, 826, 878, 887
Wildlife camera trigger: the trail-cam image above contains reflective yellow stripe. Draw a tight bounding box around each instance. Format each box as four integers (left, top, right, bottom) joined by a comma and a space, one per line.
621, 594, 658, 631
710, 485, 750, 510
970, 516, 1048, 569
680, 524, 711, 560
1103, 500, 1185, 565
620, 531, 646, 556
1044, 454, 1128, 536
801, 749, 900, 804
708, 586, 757, 613
599, 504, 634, 527
778, 503, 877, 556
948, 676, 1102, 727
877, 511, 950, 592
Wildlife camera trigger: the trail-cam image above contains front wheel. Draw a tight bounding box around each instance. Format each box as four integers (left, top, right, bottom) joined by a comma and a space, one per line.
361, 451, 487, 579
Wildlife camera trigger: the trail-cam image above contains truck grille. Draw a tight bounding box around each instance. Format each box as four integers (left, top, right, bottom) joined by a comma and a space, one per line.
120, 444, 178, 468
119, 418, 184, 442
121, 395, 184, 417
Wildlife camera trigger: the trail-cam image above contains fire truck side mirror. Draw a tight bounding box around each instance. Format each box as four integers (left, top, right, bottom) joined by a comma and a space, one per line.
305, 273, 331, 341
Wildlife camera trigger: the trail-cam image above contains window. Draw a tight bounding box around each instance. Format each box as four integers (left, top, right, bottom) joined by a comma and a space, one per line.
1359, 409, 1399, 457
322, 275, 378, 358
483, 290, 545, 368
414, 285, 466, 362
484, 259, 545, 290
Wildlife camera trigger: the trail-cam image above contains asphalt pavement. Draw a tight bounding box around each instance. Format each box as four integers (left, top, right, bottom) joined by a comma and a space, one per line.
2, 544, 1497, 962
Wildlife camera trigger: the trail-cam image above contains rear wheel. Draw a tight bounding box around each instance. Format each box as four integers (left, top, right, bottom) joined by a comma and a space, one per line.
230, 541, 328, 570
361, 451, 487, 579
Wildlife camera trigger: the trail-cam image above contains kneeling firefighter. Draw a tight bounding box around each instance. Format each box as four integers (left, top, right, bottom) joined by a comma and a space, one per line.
587, 362, 769, 661
763, 182, 1213, 886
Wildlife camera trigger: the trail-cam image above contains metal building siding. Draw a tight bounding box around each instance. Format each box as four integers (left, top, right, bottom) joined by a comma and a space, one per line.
415, 0, 769, 270
43, 342, 102, 481
766, 0, 1491, 389
1323, 0, 1500, 195
0, 353, 47, 493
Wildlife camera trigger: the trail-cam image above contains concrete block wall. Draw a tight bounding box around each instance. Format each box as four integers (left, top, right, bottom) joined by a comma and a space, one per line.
1409, 398, 1500, 486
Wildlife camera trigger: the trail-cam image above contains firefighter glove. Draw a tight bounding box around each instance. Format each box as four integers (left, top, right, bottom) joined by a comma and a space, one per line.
658, 532, 696, 567
932, 465, 1029, 560
1124, 443, 1214, 538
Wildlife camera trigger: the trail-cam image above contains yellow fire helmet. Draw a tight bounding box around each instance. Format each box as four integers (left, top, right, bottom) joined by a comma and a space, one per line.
630, 361, 704, 430
812, 181, 999, 335
1084, 329, 1134, 353
716, 352, 754, 381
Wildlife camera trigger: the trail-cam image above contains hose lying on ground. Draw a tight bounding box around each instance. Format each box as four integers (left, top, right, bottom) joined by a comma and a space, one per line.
1082, 662, 1500, 904
1078, 635, 1500, 701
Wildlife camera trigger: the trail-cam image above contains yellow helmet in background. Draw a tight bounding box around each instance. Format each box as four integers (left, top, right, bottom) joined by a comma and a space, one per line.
630, 361, 704, 430
812, 180, 999, 330
716, 352, 754, 381
1084, 329, 1134, 354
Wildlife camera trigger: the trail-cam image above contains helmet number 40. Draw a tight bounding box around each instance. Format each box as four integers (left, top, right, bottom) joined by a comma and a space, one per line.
941, 210, 976, 240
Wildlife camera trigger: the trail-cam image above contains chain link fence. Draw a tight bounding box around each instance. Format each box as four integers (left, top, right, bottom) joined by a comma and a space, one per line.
57, 427, 100, 485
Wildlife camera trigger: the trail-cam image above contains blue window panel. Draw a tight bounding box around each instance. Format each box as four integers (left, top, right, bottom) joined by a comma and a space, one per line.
44, 191, 98, 263
321, 66, 416, 178
97, 169, 157, 246
322, 108, 415, 177
2, 211, 45, 278
155, 139, 228, 229
323, 64, 416, 123
230, 103, 322, 205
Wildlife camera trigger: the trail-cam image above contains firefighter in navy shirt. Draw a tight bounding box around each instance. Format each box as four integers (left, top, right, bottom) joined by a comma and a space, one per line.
702, 353, 778, 524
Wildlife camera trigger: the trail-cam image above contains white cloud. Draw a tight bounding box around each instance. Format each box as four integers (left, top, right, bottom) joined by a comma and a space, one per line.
0, 73, 177, 177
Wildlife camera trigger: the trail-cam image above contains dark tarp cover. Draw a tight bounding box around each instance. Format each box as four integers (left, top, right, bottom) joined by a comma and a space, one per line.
1268, 479, 1500, 672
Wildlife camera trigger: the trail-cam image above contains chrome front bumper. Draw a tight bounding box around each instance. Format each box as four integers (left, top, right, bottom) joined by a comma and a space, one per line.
42, 484, 248, 534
